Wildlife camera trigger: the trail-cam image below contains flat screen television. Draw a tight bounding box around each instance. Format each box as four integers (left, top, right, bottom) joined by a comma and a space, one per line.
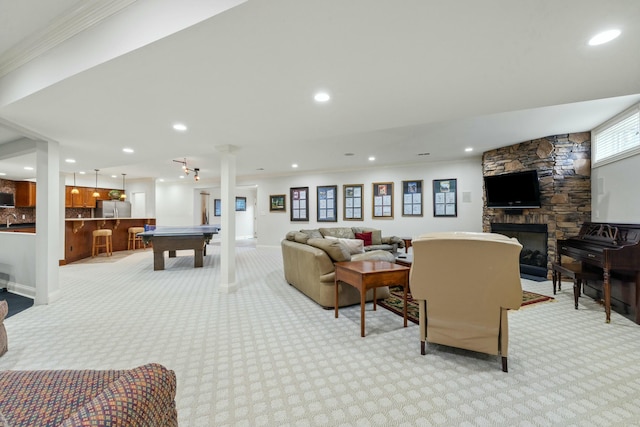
483, 170, 541, 208
0, 192, 14, 207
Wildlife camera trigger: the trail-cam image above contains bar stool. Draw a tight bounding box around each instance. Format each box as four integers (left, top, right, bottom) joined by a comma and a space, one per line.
92, 229, 113, 257
128, 227, 145, 250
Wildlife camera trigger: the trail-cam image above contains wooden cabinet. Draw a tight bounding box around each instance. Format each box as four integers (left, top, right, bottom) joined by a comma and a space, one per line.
15, 181, 36, 207
65, 186, 120, 208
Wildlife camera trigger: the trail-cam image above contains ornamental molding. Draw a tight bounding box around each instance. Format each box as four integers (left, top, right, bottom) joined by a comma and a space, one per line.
0, 0, 137, 78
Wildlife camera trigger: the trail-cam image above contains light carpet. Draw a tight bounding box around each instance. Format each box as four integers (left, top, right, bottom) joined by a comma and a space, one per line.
2, 244, 640, 426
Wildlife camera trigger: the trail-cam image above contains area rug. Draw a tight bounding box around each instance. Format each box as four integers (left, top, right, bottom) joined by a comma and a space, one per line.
378, 287, 554, 325
0, 291, 34, 318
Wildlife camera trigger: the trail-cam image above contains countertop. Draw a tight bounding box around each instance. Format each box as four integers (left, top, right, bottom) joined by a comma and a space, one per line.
0, 222, 36, 230
65, 217, 153, 221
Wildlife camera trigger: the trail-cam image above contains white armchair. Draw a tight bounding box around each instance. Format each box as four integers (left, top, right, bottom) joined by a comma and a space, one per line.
409, 232, 523, 372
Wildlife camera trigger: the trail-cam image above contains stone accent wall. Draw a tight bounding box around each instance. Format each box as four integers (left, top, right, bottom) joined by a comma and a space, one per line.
482, 132, 592, 277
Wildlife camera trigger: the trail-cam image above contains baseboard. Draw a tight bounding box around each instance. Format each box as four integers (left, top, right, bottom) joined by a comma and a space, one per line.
5, 281, 35, 299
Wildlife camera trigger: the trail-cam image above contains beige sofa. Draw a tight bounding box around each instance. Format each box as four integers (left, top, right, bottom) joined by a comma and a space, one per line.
282, 227, 400, 308
409, 232, 523, 372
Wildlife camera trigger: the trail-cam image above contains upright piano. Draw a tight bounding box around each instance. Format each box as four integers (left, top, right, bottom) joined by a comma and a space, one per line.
557, 222, 640, 324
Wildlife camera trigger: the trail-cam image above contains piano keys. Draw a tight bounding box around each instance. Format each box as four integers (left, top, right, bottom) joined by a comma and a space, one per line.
557, 222, 640, 324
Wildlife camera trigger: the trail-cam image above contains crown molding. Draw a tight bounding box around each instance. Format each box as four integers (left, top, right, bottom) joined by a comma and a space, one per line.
0, 0, 137, 79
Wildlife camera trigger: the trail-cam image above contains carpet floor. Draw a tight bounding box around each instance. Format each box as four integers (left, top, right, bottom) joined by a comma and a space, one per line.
2, 244, 640, 426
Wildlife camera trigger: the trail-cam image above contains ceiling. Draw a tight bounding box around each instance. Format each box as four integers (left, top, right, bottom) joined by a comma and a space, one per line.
1, 0, 639, 184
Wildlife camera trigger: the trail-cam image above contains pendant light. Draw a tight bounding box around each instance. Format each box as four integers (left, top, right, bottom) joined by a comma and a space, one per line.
92, 169, 100, 198
120, 173, 127, 200
71, 172, 80, 195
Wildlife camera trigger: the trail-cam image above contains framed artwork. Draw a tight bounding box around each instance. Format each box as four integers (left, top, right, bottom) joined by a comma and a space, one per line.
343, 184, 363, 220
270, 194, 286, 212
214, 199, 221, 216
433, 178, 457, 217
235, 197, 247, 211
402, 180, 423, 216
317, 185, 337, 222
290, 186, 309, 221
372, 182, 393, 219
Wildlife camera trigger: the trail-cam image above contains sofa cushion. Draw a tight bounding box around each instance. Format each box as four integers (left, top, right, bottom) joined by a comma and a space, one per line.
293, 232, 311, 244
60, 363, 177, 427
0, 300, 7, 357
354, 232, 372, 246
324, 236, 365, 254
352, 249, 396, 262
307, 238, 351, 262
319, 227, 355, 239
300, 229, 323, 239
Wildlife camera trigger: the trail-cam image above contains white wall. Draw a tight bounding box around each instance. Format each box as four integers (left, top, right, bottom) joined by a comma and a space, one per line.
0, 232, 36, 297
249, 159, 484, 247
155, 180, 256, 239
592, 153, 640, 223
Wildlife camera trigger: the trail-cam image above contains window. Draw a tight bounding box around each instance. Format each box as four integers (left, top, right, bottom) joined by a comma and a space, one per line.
592, 103, 640, 167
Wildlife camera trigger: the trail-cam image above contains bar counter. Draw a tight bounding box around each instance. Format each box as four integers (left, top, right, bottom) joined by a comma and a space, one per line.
64, 218, 156, 264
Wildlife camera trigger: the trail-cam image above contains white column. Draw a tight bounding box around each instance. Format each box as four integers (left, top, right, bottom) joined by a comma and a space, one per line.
35, 140, 61, 304
218, 145, 237, 293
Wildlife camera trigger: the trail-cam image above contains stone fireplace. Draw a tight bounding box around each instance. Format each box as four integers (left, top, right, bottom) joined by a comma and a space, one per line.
491, 223, 548, 278
482, 132, 592, 279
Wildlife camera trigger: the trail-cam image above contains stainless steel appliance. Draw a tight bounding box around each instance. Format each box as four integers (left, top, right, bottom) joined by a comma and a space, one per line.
95, 200, 131, 218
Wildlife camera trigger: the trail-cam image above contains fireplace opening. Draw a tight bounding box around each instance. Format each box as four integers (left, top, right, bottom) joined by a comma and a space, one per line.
491, 223, 548, 279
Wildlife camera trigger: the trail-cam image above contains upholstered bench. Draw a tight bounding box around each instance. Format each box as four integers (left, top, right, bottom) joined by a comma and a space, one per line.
552, 262, 602, 309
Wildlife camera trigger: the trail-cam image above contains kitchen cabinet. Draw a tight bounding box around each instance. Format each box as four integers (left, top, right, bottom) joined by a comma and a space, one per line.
65, 186, 120, 208
15, 181, 36, 207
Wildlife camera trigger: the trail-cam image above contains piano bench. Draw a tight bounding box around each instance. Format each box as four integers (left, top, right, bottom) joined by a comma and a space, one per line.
552, 262, 602, 309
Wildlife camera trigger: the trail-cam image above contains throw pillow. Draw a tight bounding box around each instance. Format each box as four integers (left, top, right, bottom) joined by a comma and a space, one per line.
306, 238, 351, 262
324, 236, 365, 254
354, 232, 373, 246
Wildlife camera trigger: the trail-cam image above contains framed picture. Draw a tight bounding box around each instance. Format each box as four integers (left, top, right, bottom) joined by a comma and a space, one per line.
317, 185, 337, 222
214, 199, 221, 216
433, 178, 457, 217
372, 182, 393, 219
270, 194, 286, 212
402, 180, 423, 216
343, 184, 363, 220
290, 186, 309, 221
235, 197, 247, 211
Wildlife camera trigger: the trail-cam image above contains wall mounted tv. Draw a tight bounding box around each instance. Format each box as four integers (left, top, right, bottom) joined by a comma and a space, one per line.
483, 170, 541, 209
0, 192, 14, 208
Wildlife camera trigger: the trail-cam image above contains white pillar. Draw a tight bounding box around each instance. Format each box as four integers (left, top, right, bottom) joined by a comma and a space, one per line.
35, 140, 61, 304
218, 145, 237, 293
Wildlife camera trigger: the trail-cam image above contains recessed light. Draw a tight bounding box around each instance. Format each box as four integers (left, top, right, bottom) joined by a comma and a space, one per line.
465, 147, 473, 152
159, 178, 165, 182
79, 171, 86, 174
368, 156, 375, 161
179, 175, 185, 179
24, 166, 34, 171
65, 158, 76, 163
314, 92, 330, 102
588, 29, 621, 46
123, 148, 134, 153
173, 123, 188, 131
292, 164, 298, 168
111, 175, 117, 178
0, 172, 6, 176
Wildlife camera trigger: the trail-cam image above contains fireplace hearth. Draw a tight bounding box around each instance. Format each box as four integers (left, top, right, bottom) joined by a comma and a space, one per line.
491, 223, 548, 278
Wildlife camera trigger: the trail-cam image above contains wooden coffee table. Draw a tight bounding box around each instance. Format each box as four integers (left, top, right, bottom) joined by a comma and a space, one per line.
334, 260, 410, 337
